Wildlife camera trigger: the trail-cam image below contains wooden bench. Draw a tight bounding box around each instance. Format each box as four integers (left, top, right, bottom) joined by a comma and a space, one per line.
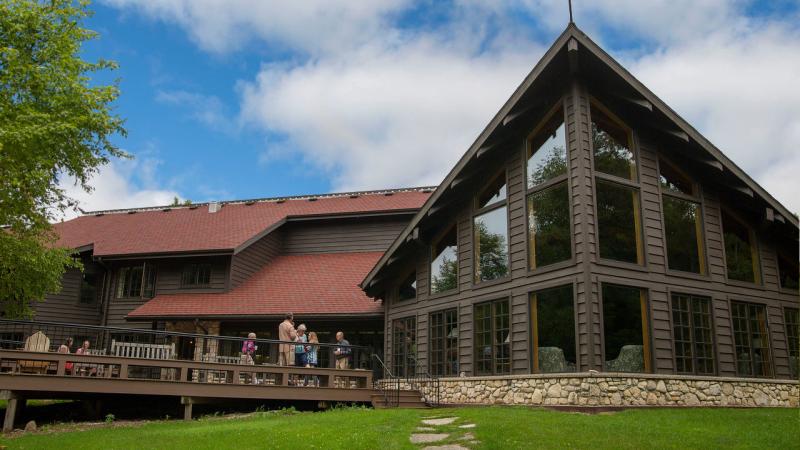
110, 340, 176, 379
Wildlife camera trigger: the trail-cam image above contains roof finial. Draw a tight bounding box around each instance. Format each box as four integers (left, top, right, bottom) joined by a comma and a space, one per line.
568, 0, 574, 23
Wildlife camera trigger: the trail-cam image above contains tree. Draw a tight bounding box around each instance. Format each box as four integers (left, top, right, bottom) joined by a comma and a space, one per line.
0, 0, 126, 317
170, 196, 192, 206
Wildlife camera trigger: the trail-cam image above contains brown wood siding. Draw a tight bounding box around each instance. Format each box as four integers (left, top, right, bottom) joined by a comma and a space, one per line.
33, 267, 102, 325
384, 77, 799, 380
230, 230, 283, 288
282, 217, 409, 255
154, 257, 228, 295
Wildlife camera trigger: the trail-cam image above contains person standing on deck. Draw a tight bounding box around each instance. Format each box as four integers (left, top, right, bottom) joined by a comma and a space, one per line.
334, 331, 351, 370
278, 313, 296, 366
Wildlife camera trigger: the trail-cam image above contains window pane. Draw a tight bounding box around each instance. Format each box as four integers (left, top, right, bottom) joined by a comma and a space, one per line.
659, 160, 696, 196
533, 285, 576, 373
494, 300, 510, 375
784, 308, 799, 379
592, 105, 636, 180
602, 284, 647, 373
474, 303, 492, 375
527, 182, 571, 269
527, 110, 567, 188
672, 294, 693, 373
127, 266, 143, 298
732, 301, 772, 377
79, 272, 97, 304
474, 206, 509, 283
777, 251, 799, 291
663, 196, 704, 273
596, 180, 642, 264
392, 317, 416, 377
398, 271, 417, 301
143, 264, 156, 299
478, 173, 507, 209
722, 211, 758, 283
672, 294, 714, 375
691, 298, 715, 375
431, 225, 458, 294
430, 309, 459, 376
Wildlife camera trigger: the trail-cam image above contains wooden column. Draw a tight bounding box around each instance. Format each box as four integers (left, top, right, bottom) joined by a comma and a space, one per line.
2, 391, 23, 433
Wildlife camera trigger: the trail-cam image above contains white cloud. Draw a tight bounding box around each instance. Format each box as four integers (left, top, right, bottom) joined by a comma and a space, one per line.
630, 22, 800, 213
240, 38, 543, 190
156, 89, 235, 133
102, 0, 411, 54
57, 158, 181, 220
104, 0, 800, 213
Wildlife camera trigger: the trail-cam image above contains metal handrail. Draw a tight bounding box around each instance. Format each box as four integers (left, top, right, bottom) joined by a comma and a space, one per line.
407, 354, 440, 406
371, 354, 399, 407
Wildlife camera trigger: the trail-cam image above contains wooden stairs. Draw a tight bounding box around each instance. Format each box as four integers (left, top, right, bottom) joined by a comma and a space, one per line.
370, 389, 429, 409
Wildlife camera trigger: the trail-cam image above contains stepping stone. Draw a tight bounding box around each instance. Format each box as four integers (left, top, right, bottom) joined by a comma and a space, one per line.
459, 432, 475, 441
423, 446, 469, 450
458, 423, 475, 429
421, 417, 458, 426
410, 433, 449, 444
416, 426, 436, 431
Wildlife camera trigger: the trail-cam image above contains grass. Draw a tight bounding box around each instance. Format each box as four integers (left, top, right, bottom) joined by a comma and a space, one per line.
1, 406, 798, 449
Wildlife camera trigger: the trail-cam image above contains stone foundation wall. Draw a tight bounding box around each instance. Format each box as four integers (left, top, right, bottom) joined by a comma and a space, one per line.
381, 373, 799, 408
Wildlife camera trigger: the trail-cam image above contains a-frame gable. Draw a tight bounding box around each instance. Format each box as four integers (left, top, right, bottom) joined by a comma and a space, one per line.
362, 23, 798, 294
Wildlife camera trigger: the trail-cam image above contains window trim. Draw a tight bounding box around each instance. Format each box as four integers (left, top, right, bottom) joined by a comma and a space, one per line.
524, 99, 574, 272
391, 315, 417, 378
529, 281, 579, 374
429, 223, 460, 297
116, 262, 156, 299
78, 270, 99, 306
720, 208, 762, 286
472, 297, 511, 376
658, 157, 708, 277
776, 250, 800, 293
598, 282, 653, 374
589, 99, 645, 267
473, 168, 511, 285
728, 298, 774, 378
429, 307, 459, 377
669, 292, 717, 376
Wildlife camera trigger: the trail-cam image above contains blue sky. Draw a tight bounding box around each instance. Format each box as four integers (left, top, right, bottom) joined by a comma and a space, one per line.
62, 1, 800, 214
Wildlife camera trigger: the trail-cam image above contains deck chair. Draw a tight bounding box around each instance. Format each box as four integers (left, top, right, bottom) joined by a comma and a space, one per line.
18, 331, 52, 374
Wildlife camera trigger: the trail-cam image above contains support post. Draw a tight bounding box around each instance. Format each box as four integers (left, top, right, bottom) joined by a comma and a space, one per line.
183, 403, 192, 421
2, 392, 23, 433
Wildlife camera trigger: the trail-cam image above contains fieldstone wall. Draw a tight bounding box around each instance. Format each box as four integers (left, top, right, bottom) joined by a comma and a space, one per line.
382, 373, 799, 408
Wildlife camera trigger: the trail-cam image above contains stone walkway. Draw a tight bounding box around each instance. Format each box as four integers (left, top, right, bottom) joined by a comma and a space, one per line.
409, 415, 479, 449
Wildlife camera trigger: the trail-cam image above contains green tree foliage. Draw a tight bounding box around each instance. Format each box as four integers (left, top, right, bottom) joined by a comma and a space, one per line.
0, 0, 125, 317
475, 219, 508, 282
170, 196, 191, 206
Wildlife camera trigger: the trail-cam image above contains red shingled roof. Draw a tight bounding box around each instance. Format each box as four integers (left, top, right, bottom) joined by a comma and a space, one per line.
53, 189, 430, 256
128, 252, 384, 318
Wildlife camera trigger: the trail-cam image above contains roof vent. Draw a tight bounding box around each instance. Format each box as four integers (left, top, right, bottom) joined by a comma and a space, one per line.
245, 201, 255, 206
127, 210, 137, 214
308, 197, 317, 202
276, 199, 286, 204
349, 195, 359, 199
189, 205, 199, 210
208, 201, 221, 213
94, 213, 104, 217
162, 208, 172, 212
384, 192, 394, 196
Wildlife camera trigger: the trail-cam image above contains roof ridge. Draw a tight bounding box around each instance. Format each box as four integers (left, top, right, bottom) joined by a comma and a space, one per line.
84, 185, 437, 216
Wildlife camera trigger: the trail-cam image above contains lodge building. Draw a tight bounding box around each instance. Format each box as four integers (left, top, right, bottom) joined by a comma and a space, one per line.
10, 25, 799, 404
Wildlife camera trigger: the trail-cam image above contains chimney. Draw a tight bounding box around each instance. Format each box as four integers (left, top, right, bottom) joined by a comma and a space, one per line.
208, 201, 221, 213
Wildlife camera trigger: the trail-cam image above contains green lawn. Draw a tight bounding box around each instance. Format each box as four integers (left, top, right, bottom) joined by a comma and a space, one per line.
1, 407, 798, 449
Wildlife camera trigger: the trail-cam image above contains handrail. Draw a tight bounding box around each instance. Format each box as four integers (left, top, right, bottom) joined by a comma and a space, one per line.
370, 354, 399, 407
0, 318, 368, 351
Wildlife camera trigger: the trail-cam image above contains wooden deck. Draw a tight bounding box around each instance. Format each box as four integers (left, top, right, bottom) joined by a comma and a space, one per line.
0, 350, 375, 431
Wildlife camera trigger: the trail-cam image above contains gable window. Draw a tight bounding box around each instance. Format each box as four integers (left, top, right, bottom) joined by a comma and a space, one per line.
474, 173, 509, 283
391, 316, 416, 377
429, 308, 458, 376
592, 103, 637, 181
530, 285, 576, 373
398, 271, 417, 301
79, 272, 98, 305
592, 102, 643, 265
731, 301, 772, 377
721, 211, 760, 284
671, 294, 715, 375
116, 263, 156, 299
181, 263, 212, 287
660, 159, 705, 274
602, 284, 651, 373
526, 105, 571, 270
430, 225, 458, 294
777, 250, 799, 291
474, 299, 510, 375
784, 308, 799, 379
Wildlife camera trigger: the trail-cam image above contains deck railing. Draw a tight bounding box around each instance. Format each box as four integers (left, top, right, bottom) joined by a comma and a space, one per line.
0, 318, 377, 381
